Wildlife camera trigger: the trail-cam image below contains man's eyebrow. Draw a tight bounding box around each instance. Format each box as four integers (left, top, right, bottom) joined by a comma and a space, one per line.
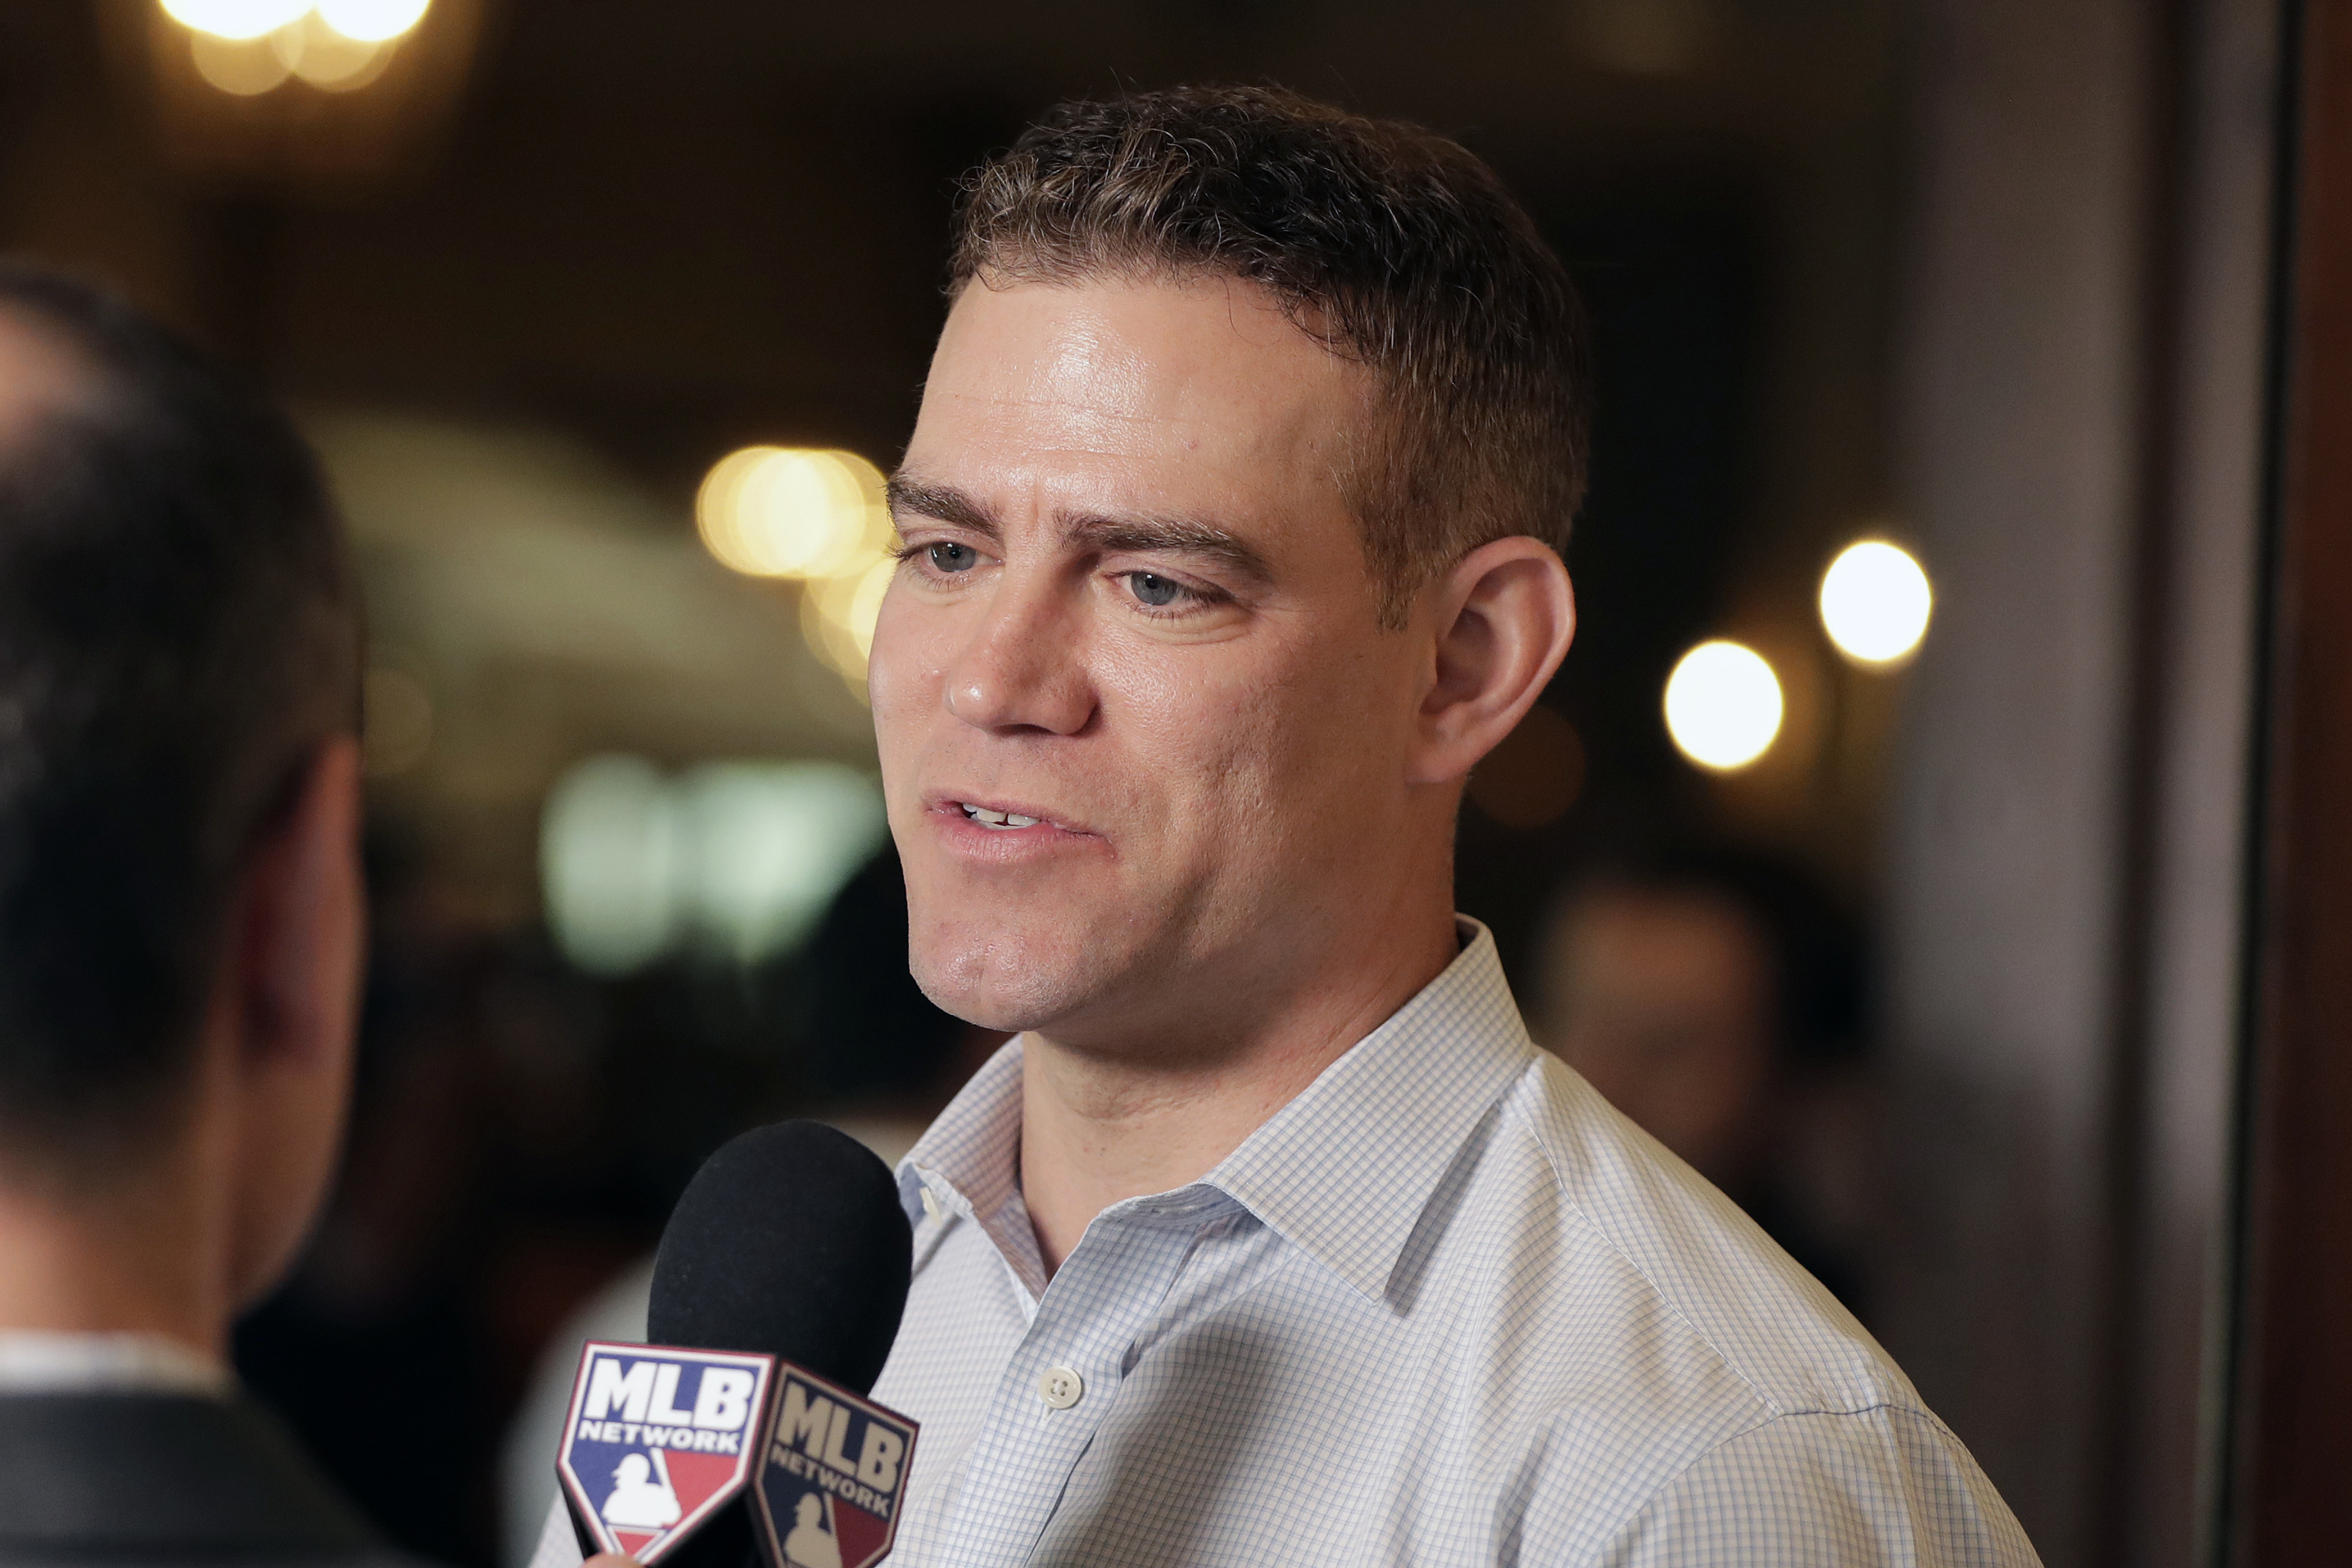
886, 476, 1000, 541
1062, 512, 1274, 584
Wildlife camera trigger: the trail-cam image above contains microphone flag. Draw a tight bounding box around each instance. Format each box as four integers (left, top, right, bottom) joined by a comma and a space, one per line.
557, 1342, 920, 1568
751, 1366, 919, 1568
558, 1341, 774, 1564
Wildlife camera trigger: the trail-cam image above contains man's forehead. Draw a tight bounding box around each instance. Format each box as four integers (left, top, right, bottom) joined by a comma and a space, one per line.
918, 276, 1363, 454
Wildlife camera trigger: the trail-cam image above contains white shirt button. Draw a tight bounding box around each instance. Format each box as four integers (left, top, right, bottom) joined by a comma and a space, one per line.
920, 1188, 941, 1219
1037, 1366, 1084, 1410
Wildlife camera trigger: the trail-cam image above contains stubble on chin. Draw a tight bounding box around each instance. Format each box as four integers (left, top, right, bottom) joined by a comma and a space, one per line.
908, 913, 1103, 1034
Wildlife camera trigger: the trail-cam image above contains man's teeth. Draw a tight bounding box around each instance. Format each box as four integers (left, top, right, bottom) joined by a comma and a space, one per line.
960, 804, 1041, 829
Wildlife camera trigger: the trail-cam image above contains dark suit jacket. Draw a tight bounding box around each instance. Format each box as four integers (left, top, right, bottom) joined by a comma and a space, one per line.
0, 1392, 427, 1567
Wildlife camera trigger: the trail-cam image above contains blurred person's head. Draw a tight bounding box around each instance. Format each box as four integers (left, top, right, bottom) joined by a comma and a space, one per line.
1529, 844, 1866, 1183
0, 263, 363, 1354
874, 86, 1588, 1049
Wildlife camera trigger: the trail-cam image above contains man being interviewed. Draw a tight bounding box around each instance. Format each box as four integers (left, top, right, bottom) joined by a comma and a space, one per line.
536, 84, 2034, 1568
861, 86, 2032, 1568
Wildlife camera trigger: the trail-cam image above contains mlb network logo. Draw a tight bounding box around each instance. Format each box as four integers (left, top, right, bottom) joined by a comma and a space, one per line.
752, 1371, 918, 1568
557, 1343, 919, 1568
557, 1343, 772, 1564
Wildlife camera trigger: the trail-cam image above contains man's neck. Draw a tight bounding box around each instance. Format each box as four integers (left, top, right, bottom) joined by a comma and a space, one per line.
0, 1159, 229, 1362
1017, 898, 1460, 1275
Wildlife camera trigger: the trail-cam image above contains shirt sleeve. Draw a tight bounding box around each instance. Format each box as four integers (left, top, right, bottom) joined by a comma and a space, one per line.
1571, 1407, 2041, 1567
528, 1495, 585, 1568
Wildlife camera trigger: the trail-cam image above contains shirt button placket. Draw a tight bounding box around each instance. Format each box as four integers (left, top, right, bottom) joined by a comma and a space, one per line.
935, 1209, 1203, 1568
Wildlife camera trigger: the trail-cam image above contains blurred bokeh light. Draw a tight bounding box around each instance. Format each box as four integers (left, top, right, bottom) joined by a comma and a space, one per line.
672, 762, 890, 967
160, 0, 423, 98
698, 446, 899, 693
161, 0, 309, 40
274, 15, 392, 88
1664, 640, 1784, 771
161, 0, 427, 41
697, 447, 889, 580
1819, 540, 1932, 667
541, 756, 886, 976
801, 555, 899, 689
188, 29, 291, 94
540, 756, 676, 976
316, 0, 431, 43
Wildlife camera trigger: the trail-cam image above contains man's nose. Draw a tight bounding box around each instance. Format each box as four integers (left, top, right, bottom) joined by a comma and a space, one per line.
943, 571, 1095, 736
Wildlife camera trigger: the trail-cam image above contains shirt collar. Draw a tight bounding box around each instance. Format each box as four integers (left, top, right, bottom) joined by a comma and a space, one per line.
898, 919, 1537, 1306
1202, 920, 1535, 1302
897, 1036, 1042, 1289
0, 1331, 231, 1398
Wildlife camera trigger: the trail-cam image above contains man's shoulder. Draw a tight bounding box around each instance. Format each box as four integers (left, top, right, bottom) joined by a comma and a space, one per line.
0, 1391, 423, 1568
1458, 1050, 1925, 1428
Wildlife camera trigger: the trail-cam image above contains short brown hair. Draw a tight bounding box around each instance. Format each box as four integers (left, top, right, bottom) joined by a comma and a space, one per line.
952, 85, 1591, 626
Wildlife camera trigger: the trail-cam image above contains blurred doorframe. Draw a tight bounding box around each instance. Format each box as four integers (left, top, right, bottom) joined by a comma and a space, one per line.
1881, 0, 2279, 1563
2221, 1, 2352, 1562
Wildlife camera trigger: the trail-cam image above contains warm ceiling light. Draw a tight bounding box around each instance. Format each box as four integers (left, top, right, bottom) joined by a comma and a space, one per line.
1819, 539, 1932, 666
1663, 640, 1783, 771
266, 13, 388, 88
316, 0, 430, 43
159, 0, 311, 41
697, 447, 886, 581
189, 30, 293, 94
801, 554, 901, 690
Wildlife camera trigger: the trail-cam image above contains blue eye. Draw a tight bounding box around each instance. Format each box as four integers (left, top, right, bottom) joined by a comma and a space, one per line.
1129, 573, 1182, 607
927, 542, 979, 573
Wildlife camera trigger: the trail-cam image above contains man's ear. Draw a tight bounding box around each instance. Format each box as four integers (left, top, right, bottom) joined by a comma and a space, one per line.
221, 736, 365, 1306
239, 737, 365, 1070
1409, 538, 1576, 787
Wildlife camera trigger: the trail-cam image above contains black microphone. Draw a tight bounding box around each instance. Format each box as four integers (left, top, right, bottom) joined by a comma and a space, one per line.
649, 1121, 911, 1390
557, 1122, 919, 1568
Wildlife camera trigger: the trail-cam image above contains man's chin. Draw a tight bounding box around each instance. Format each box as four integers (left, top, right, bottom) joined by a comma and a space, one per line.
909, 967, 1070, 1034
907, 930, 1112, 1036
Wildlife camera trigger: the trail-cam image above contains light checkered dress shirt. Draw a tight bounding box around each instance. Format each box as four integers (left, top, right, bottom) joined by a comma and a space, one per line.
527, 919, 2035, 1568
869, 920, 2036, 1567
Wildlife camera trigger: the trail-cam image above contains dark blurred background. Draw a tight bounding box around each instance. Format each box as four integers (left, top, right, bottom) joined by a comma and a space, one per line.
0, 2, 2284, 1565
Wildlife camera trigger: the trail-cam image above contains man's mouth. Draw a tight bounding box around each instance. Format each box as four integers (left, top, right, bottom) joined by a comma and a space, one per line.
957, 802, 1046, 831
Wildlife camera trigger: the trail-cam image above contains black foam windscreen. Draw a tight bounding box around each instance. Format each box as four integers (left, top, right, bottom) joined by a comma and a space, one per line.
648, 1120, 913, 1396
